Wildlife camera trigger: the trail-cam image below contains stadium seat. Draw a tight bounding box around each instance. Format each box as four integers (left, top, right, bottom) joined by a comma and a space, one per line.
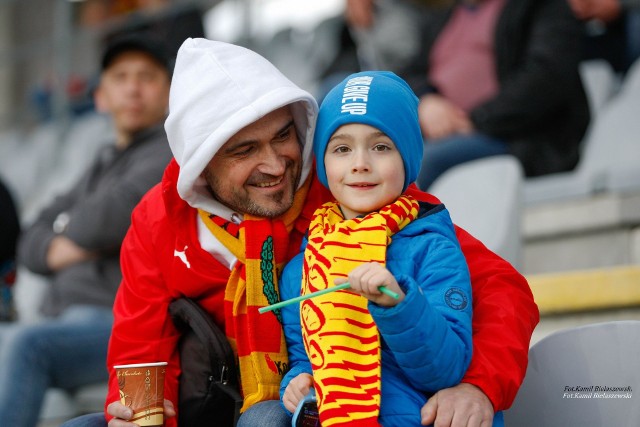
579, 59, 620, 117
504, 321, 640, 426
524, 57, 640, 205
428, 155, 524, 268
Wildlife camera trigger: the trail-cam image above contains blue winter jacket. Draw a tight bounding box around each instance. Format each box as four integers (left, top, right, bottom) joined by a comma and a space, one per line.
279, 201, 473, 426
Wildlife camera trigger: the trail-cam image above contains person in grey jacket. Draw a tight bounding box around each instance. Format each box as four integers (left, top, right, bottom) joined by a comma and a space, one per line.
0, 35, 172, 427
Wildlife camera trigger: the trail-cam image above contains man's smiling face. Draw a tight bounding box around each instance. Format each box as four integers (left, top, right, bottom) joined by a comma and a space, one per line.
202, 106, 302, 218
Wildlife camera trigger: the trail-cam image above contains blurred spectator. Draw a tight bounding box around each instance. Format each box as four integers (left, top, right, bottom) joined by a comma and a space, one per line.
0, 35, 172, 426
0, 179, 20, 322
567, 0, 640, 73
339, 0, 454, 75
97, 0, 206, 64
402, 0, 591, 189
339, 0, 590, 190
345, 0, 423, 72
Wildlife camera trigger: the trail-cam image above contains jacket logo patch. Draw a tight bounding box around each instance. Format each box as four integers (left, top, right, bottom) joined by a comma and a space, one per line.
174, 246, 191, 269
444, 287, 468, 310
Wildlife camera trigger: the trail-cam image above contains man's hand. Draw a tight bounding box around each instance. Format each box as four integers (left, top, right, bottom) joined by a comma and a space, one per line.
106, 399, 176, 426
418, 94, 473, 140
421, 383, 494, 427
282, 373, 314, 413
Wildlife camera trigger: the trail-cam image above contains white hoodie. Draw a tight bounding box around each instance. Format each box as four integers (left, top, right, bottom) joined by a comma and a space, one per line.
165, 38, 318, 219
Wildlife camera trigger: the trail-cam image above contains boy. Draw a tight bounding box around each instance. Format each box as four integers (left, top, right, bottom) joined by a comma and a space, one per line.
278, 71, 474, 426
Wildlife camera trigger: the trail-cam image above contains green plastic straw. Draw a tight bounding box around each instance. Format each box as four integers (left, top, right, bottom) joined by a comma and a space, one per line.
259, 283, 399, 314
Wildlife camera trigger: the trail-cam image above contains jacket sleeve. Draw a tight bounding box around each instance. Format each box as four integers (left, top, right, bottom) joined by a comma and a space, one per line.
278, 253, 313, 414
64, 140, 171, 253
104, 195, 182, 426
16, 175, 85, 275
370, 231, 473, 392
470, 0, 585, 137
456, 226, 539, 411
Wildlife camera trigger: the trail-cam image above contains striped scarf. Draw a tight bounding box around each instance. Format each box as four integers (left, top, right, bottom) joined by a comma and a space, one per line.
198, 176, 311, 412
301, 195, 419, 426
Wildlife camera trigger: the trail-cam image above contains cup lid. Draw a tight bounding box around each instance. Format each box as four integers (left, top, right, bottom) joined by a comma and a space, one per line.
113, 362, 168, 369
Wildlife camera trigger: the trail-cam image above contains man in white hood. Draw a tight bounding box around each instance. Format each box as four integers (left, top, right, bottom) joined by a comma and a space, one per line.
61, 39, 538, 427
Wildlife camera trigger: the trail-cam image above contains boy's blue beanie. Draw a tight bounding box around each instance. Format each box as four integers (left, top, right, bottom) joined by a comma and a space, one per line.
313, 71, 423, 192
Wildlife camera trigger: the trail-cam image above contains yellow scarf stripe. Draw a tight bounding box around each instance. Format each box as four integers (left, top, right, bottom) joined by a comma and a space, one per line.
301, 195, 418, 425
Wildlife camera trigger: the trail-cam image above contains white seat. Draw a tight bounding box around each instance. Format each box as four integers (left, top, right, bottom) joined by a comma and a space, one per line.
579, 59, 620, 117
504, 321, 640, 427
524, 57, 640, 205
428, 155, 524, 268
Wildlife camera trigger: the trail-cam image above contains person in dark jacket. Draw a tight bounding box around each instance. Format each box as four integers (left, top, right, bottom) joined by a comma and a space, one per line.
0, 35, 172, 426
568, 0, 640, 74
0, 178, 20, 321
401, 0, 591, 189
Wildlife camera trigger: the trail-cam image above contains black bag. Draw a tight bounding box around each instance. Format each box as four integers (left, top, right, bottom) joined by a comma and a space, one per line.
169, 298, 243, 427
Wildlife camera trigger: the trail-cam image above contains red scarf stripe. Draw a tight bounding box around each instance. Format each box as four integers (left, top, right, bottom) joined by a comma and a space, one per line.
330, 301, 372, 314
318, 331, 380, 344
209, 214, 241, 238
329, 345, 380, 356
322, 375, 381, 387
306, 265, 330, 293
344, 318, 378, 329
304, 243, 332, 269
321, 405, 382, 422
324, 360, 380, 371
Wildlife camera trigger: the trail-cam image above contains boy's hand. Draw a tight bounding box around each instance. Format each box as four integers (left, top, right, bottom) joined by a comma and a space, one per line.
283, 373, 314, 412
337, 262, 405, 307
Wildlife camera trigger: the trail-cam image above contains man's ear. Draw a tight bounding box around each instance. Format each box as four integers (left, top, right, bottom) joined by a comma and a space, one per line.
93, 83, 109, 114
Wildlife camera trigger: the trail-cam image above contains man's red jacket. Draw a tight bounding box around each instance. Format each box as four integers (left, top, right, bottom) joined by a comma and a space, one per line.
106, 160, 539, 425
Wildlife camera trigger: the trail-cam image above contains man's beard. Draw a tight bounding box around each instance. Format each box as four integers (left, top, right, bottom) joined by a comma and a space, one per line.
239, 190, 293, 218
204, 169, 298, 218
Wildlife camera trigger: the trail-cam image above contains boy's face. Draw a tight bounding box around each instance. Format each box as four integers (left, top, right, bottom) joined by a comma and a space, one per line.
324, 123, 405, 219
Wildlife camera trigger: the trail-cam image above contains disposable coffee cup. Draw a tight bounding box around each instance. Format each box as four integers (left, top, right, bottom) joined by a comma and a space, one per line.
114, 362, 167, 426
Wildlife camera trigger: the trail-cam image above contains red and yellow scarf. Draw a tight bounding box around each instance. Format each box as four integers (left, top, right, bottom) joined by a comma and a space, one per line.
198, 176, 311, 411
301, 195, 419, 426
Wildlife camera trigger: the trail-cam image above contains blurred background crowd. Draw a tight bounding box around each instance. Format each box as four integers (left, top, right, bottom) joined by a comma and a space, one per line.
0, 0, 639, 425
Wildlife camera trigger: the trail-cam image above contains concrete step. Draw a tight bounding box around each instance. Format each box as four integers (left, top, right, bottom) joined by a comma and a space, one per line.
522, 191, 640, 275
